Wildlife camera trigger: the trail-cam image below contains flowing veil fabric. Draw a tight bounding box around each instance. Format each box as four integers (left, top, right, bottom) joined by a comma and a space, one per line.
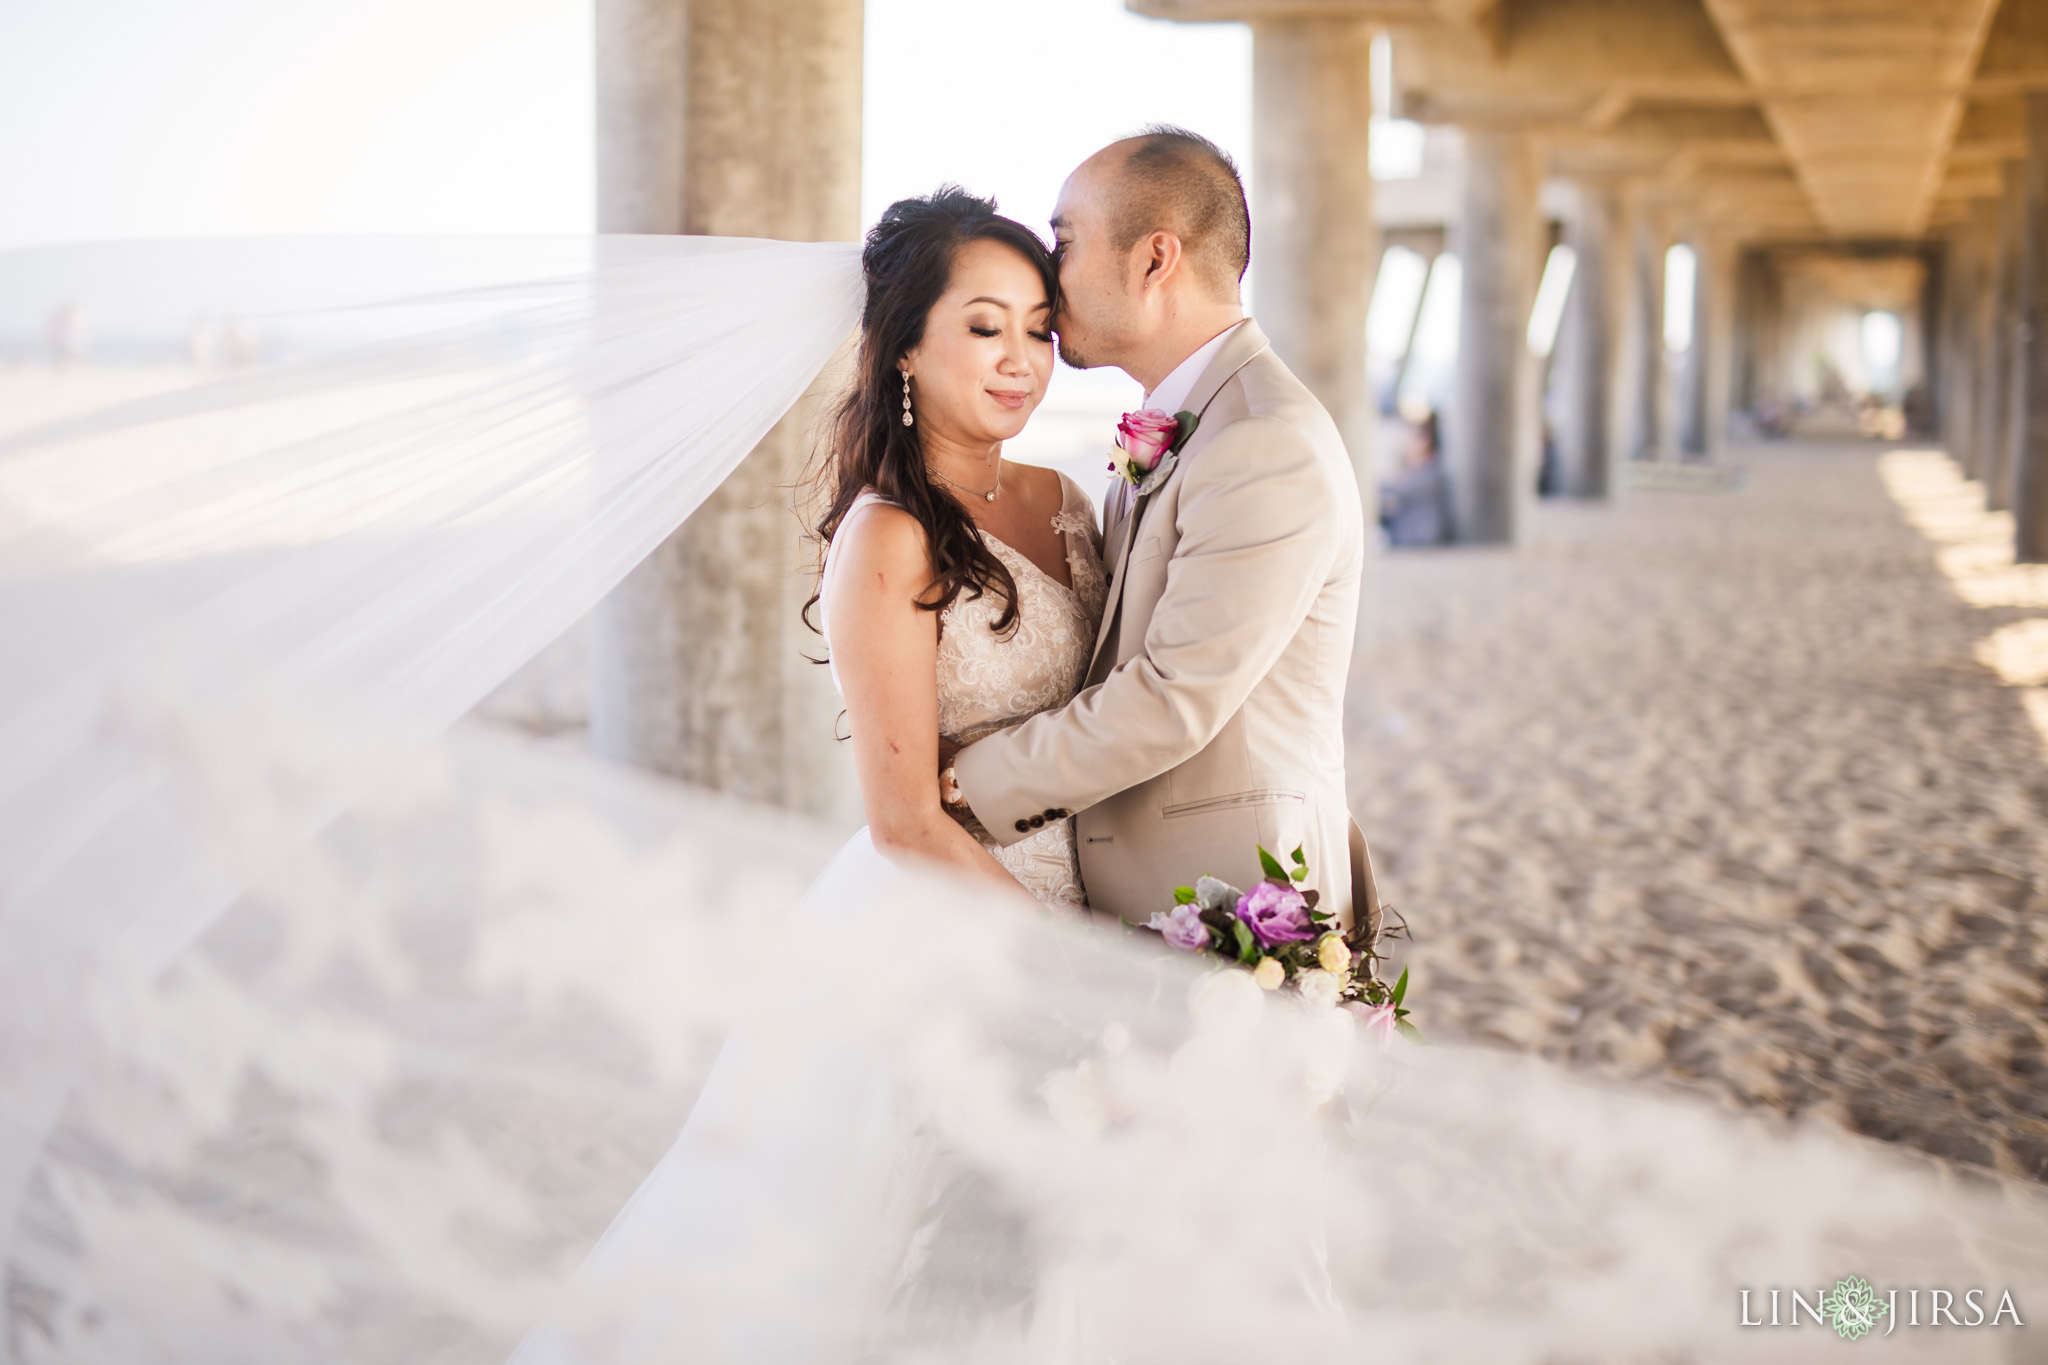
2, 236, 2046, 1363
0, 235, 859, 1231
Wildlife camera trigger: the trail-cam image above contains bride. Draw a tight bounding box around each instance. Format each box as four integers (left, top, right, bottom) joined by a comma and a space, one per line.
811, 187, 1104, 909
523, 189, 1107, 1360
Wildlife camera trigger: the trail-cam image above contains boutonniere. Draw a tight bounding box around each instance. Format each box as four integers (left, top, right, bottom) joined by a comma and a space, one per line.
1109, 407, 1200, 496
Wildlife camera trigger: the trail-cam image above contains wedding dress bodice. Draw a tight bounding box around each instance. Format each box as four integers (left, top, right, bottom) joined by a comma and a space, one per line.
828, 472, 1106, 907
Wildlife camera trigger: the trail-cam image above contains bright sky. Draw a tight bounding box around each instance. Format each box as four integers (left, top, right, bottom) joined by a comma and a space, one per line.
0, 0, 596, 247
0, 0, 1251, 469
0, 0, 1248, 251
861, 2, 1250, 248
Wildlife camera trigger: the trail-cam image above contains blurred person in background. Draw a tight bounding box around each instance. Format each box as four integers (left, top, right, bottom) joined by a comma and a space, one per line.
1380, 409, 1451, 547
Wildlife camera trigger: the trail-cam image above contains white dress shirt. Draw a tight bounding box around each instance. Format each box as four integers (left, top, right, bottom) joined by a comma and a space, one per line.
1140, 319, 1248, 417
1114, 320, 1250, 519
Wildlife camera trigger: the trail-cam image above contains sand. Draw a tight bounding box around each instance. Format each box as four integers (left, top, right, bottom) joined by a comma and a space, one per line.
1346, 441, 2048, 1181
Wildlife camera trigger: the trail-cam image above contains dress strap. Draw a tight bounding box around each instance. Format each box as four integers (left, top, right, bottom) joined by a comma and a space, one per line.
847, 488, 903, 515
1048, 471, 1100, 547
822, 489, 906, 599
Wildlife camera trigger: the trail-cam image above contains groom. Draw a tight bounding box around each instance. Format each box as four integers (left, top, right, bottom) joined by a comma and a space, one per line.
946, 125, 1378, 938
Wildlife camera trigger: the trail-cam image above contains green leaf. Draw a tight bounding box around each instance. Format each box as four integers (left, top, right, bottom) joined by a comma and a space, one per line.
1396, 1019, 1424, 1044
1256, 845, 1287, 881
1174, 885, 1198, 905
1391, 966, 1409, 1008
1231, 919, 1257, 963
1290, 845, 1306, 865
1290, 865, 1308, 882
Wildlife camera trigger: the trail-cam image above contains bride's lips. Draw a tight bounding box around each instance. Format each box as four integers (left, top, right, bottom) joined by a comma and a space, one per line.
987, 388, 1031, 410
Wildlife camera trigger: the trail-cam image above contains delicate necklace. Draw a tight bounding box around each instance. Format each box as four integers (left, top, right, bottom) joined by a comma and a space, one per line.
931, 461, 1001, 504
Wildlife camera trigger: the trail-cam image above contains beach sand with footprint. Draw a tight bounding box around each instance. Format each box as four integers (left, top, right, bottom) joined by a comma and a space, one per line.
1348, 441, 2048, 1182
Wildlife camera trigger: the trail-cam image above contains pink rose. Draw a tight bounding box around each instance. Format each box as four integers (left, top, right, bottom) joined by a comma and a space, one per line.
1116, 409, 1181, 474
1348, 1001, 1399, 1052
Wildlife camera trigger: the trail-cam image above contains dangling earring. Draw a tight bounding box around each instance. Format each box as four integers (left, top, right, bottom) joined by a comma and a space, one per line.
901, 371, 914, 428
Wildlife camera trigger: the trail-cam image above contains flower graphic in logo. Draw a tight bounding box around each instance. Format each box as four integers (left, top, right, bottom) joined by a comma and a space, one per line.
1821, 1275, 1888, 1341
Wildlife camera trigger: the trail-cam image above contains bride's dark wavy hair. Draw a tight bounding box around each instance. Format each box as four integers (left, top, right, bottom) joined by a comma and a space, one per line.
804, 187, 1058, 641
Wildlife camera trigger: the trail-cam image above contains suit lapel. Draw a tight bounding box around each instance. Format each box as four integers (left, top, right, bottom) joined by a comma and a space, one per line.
1083, 321, 1271, 676
1100, 480, 1134, 578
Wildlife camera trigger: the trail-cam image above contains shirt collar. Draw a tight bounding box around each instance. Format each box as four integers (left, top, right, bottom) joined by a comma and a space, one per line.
1141, 320, 1246, 418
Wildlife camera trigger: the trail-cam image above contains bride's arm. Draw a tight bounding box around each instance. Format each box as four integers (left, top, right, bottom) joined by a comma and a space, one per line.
823, 502, 1025, 894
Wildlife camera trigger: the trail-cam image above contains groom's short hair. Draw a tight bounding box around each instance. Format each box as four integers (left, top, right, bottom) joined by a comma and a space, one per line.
1108, 125, 1249, 299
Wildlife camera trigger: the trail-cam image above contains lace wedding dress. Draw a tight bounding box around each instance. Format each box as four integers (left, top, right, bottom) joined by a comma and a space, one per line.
512, 471, 1111, 1360
836, 472, 1107, 908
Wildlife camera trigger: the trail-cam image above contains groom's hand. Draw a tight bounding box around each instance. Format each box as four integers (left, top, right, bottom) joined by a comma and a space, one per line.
937, 735, 964, 806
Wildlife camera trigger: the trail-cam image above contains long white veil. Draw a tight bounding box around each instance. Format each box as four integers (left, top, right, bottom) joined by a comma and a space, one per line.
2, 236, 2044, 1363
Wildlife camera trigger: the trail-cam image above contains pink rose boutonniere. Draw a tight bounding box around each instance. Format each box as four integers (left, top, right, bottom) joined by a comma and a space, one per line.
1110, 407, 1199, 495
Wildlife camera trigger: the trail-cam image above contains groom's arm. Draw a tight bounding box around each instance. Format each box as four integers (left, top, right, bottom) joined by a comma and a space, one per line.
953, 415, 1339, 845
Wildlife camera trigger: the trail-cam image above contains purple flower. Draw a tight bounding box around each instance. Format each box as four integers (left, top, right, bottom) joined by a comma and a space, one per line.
1235, 880, 1315, 948
1146, 903, 1212, 952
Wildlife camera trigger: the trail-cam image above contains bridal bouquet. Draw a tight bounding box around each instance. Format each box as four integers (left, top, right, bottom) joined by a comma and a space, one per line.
1146, 844, 1418, 1044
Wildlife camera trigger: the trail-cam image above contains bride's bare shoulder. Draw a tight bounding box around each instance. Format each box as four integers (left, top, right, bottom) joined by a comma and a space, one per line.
827, 495, 932, 597
1006, 460, 1068, 514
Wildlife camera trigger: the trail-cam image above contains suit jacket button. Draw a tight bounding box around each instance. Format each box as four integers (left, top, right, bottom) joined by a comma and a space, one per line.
1014, 818, 1031, 833
1043, 808, 1060, 820
1029, 814, 1045, 828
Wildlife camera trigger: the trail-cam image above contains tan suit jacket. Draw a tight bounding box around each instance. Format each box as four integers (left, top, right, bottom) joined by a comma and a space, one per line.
954, 320, 1379, 935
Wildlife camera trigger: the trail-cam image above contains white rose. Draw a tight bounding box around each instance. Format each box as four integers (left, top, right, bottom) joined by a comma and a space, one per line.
1296, 967, 1340, 1010
1252, 956, 1285, 991
1188, 966, 1265, 1032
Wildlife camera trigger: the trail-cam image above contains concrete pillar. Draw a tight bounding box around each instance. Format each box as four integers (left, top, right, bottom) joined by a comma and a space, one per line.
1941, 224, 1980, 474
1677, 232, 1737, 459
594, 0, 685, 236
1251, 20, 1379, 553
1986, 161, 2026, 510
1733, 246, 1785, 421
1702, 235, 1739, 457
1620, 204, 1665, 461
1446, 130, 1541, 543
1553, 178, 1622, 497
1966, 199, 2002, 478
1675, 236, 1707, 458
590, 0, 863, 820
1973, 194, 2009, 492
2015, 94, 2048, 563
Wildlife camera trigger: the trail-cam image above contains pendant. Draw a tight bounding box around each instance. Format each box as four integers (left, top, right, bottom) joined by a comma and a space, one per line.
985, 490, 997, 502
